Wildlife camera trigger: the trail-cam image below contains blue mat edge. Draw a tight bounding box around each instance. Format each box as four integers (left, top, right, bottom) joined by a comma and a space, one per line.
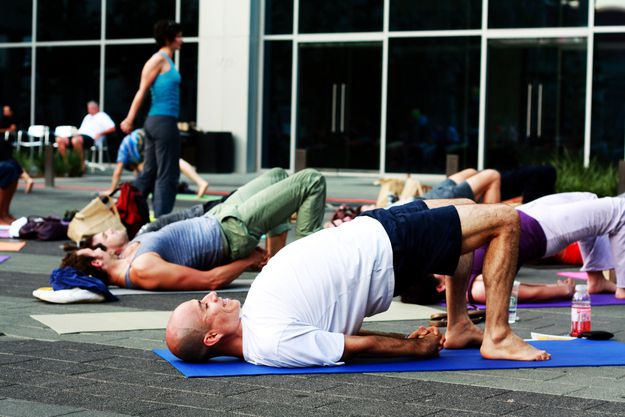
153, 339, 625, 378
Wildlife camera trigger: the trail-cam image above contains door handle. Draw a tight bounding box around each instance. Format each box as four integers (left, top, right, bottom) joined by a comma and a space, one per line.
340, 83, 346, 133
537, 83, 543, 138
331, 84, 337, 133
526, 84, 532, 138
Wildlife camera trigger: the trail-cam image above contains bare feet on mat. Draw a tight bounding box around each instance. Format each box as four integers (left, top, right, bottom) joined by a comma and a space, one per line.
587, 271, 617, 294
481, 330, 551, 361
196, 180, 209, 198
615, 288, 625, 299
444, 317, 483, 349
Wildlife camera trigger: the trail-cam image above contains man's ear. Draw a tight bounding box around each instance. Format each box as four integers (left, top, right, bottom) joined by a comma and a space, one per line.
90, 259, 103, 268
203, 331, 222, 347
435, 282, 446, 293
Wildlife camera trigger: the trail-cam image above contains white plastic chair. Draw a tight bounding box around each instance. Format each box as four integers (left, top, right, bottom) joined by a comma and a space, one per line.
87, 136, 109, 172
54, 125, 78, 141
16, 125, 49, 158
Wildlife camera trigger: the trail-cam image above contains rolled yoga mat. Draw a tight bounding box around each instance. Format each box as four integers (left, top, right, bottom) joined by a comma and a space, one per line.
154, 339, 625, 378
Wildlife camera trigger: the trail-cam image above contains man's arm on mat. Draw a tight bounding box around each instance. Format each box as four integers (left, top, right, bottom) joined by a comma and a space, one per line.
358, 326, 444, 341
342, 328, 443, 361
424, 199, 476, 209
131, 249, 266, 290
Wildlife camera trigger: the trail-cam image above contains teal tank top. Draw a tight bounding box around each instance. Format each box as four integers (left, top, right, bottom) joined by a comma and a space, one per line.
148, 51, 180, 118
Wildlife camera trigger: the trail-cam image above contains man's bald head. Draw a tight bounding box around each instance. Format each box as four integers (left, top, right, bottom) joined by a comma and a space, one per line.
165, 300, 211, 362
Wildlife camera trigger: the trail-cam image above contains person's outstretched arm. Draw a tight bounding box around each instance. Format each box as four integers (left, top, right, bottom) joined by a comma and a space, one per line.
130, 248, 267, 290
120, 55, 162, 133
342, 326, 443, 361
104, 162, 124, 195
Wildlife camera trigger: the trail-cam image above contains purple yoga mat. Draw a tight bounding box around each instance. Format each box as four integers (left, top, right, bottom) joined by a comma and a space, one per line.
0, 230, 10, 239
0, 256, 9, 264
441, 293, 625, 309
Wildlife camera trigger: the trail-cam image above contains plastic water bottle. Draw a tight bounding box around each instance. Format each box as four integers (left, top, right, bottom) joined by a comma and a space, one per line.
570, 284, 591, 337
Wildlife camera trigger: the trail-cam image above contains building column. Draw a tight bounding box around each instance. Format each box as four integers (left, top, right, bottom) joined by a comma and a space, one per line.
197, 0, 254, 173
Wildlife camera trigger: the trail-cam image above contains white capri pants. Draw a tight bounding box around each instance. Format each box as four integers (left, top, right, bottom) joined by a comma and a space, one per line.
517, 192, 625, 288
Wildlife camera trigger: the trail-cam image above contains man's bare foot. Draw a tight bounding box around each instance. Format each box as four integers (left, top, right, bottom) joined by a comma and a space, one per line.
444, 317, 484, 349
24, 178, 34, 194
0, 215, 15, 225
481, 330, 551, 361
587, 272, 617, 294
615, 288, 625, 299
196, 180, 209, 198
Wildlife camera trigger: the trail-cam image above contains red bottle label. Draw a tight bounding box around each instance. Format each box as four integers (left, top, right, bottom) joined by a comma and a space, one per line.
570, 307, 591, 337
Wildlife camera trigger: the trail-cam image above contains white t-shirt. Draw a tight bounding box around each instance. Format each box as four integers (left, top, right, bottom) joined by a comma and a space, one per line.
78, 112, 115, 140
241, 216, 395, 368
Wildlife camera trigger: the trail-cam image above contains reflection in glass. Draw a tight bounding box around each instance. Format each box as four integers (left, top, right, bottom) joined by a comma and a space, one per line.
591, 34, 625, 164
297, 43, 381, 170
299, 0, 382, 33
386, 37, 480, 174
181, 0, 199, 37
265, 0, 293, 34
262, 41, 292, 169
595, 0, 625, 26
0, 48, 31, 128
0, 2, 32, 43
390, 0, 481, 31
38, 0, 100, 41
489, 0, 588, 28
107, 0, 175, 39
179, 43, 198, 123
105, 44, 155, 129
35, 46, 100, 128
486, 38, 587, 170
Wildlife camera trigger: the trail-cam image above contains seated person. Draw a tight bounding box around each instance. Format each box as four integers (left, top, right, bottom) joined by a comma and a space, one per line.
62, 168, 326, 290
55, 101, 115, 169
105, 128, 209, 198
166, 199, 552, 366
403, 192, 624, 305
0, 104, 17, 136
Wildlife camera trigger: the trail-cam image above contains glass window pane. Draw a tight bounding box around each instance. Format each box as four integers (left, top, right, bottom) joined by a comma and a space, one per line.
0, 48, 31, 128
386, 37, 480, 174
0, 2, 32, 43
107, 0, 175, 39
595, 0, 625, 26
181, 0, 199, 37
38, 0, 101, 41
390, 0, 481, 31
35, 46, 100, 128
179, 43, 198, 123
262, 41, 292, 169
299, 0, 383, 33
265, 0, 293, 34
485, 38, 587, 170
592, 34, 625, 164
489, 0, 588, 28
104, 44, 155, 129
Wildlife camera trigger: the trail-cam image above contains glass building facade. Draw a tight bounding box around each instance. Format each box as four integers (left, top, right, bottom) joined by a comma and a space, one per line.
260, 0, 625, 174
2, 1, 625, 175
0, 0, 198, 141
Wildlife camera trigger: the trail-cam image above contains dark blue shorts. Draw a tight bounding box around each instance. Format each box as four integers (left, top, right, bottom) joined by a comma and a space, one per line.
360, 200, 462, 295
423, 178, 475, 200
0, 159, 22, 188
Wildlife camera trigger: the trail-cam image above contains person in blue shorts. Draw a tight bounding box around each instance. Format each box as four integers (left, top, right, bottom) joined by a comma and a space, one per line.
105, 128, 209, 198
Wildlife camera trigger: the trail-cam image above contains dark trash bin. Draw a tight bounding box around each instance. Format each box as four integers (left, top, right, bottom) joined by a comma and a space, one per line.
195, 131, 234, 173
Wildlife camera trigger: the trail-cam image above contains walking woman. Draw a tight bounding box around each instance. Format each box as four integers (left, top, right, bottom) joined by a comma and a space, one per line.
120, 20, 183, 217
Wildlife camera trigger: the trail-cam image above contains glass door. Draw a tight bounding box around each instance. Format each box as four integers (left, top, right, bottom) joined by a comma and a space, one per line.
485, 37, 587, 170
296, 42, 382, 171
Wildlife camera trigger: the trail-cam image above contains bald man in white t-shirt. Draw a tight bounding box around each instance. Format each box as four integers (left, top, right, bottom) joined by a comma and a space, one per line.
166, 200, 552, 367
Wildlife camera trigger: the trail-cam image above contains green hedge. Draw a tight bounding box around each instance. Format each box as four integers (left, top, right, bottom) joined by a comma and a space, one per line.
552, 150, 617, 197
13, 149, 84, 177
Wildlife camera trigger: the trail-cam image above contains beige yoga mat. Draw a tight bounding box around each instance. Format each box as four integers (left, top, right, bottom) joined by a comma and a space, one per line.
0, 240, 26, 252
31, 311, 171, 334
364, 301, 444, 322
32, 301, 444, 334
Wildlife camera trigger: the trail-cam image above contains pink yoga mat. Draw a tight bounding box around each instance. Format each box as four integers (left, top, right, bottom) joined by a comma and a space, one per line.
557, 272, 588, 280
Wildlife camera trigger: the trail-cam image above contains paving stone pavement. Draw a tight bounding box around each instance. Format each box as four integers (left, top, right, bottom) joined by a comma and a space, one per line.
0, 172, 624, 416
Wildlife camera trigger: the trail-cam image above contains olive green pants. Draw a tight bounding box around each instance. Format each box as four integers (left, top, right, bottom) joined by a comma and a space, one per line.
208, 168, 326, 260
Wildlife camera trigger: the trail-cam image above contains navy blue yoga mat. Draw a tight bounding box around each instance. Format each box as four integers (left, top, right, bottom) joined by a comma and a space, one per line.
154, 339, 625, 378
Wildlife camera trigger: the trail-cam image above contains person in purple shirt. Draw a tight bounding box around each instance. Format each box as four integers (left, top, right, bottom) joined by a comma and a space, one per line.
404, 192, 623, 305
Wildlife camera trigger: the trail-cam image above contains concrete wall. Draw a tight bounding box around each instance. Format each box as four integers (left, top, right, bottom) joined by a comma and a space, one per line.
197, 0, 252, 173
